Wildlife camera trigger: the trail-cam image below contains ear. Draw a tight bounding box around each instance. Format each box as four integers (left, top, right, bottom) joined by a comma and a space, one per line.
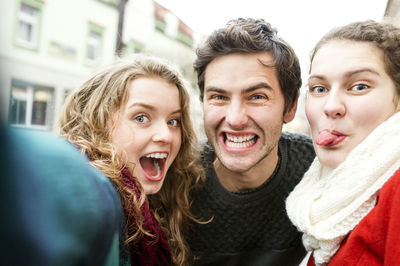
283, 99, 298, 123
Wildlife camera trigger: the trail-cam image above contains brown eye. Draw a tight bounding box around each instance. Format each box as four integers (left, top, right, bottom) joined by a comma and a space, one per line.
251, 94, 266, 100
212, 95, 227, 100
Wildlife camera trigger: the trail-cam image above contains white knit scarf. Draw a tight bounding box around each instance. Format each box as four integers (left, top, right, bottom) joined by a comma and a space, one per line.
286, 112, 400, 266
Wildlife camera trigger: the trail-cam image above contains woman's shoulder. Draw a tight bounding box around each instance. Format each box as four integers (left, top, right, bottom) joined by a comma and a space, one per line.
380, 167, 400, 197
390, 167, 400, 182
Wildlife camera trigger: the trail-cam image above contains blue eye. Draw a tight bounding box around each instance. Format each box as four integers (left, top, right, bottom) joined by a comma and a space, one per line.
350, 84, 369, 91
135, 115, 149, 123
168, 119, 180, 127
310, 86, 327, 95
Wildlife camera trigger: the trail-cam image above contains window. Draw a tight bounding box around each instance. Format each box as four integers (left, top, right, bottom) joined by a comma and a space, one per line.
177, 21, 194, 47
124, 40, 145, 55
164, 13, 178, 38
9, 87, 27, 125
87, 31, 101, 60
86, 23, 103, 63
155, 18, 166, 33
16, 2, 41, 49
9, 80, 54, 129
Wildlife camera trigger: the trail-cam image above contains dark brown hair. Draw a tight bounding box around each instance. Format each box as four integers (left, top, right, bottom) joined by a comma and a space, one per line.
194, 18, 301, 113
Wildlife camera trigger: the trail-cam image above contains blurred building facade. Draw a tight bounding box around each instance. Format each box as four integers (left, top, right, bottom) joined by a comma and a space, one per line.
122, 0, 204, 137
0, 0, 203, 136
384, 0, 400, 25
0, 0, 119, 130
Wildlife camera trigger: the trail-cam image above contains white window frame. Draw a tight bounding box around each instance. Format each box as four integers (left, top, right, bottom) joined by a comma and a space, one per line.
86, 30, 102, 61
9, 83, 54, 130
16, 3, 40, 49
85, 23, 104, 65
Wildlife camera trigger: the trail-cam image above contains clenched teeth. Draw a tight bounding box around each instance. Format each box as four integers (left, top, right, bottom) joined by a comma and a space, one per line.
226, 138, 256, 148
225, 134, 257, 148
226, 134, 256, 143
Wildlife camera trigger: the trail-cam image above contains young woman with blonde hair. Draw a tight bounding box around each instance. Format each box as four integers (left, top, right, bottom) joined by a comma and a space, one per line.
59, 55, 204, 265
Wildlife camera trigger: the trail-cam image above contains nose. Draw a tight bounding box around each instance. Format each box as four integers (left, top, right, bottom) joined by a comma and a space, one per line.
323, 89, 345, 118
152, 122, 172, 143
225, 98, 248, 129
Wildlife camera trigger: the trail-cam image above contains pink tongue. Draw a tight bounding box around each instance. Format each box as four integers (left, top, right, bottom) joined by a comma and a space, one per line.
316, 130, 337, 146
140, 157, 157, 176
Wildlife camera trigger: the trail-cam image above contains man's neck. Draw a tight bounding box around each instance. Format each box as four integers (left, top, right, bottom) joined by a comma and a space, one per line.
213, 147, 279, 193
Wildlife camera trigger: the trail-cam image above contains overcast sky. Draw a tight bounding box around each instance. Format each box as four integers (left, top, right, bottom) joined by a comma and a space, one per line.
156, 0, 388, 81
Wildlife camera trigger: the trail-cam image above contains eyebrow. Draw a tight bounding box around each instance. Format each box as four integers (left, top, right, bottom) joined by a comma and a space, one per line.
127, 102, 155, 111
204, 87, 226, 94
127, 102, 181, 114
244, 82, 273, 93
170, 109, 182, 116
205, 82, 273, 95
309, 68, 381, 82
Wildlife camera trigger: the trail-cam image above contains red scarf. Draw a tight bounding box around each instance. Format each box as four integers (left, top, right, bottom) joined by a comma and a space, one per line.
121, 168, 172, 266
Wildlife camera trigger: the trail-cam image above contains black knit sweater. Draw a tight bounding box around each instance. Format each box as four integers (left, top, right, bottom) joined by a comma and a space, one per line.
189, 132, 315, 266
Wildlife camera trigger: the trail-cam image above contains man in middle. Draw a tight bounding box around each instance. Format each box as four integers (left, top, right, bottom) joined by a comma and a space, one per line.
188, 18, 315, 265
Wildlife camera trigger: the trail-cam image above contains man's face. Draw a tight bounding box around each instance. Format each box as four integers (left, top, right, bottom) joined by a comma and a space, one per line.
203, 52, 296, 174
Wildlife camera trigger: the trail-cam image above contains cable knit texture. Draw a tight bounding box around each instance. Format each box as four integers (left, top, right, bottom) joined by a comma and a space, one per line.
286, 112, 400, 266
189, 132, 315, 265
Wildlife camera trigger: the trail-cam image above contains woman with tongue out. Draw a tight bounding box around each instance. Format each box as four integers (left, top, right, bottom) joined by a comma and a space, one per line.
59, 55, 204, 266
286, 20, 400, 266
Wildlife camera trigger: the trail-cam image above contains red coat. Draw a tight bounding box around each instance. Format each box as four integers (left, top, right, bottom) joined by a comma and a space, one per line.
308, 168, 400, 266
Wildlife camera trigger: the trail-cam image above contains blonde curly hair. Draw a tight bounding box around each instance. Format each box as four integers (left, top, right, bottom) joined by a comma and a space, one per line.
59, 55, 204, 265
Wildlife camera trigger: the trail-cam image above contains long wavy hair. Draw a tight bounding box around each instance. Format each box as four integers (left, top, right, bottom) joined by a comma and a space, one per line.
59, 55, 204, 265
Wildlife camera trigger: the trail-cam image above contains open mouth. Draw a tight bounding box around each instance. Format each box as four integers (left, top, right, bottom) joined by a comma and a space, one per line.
139, 152, 167, 180
223, 133, 258, 149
